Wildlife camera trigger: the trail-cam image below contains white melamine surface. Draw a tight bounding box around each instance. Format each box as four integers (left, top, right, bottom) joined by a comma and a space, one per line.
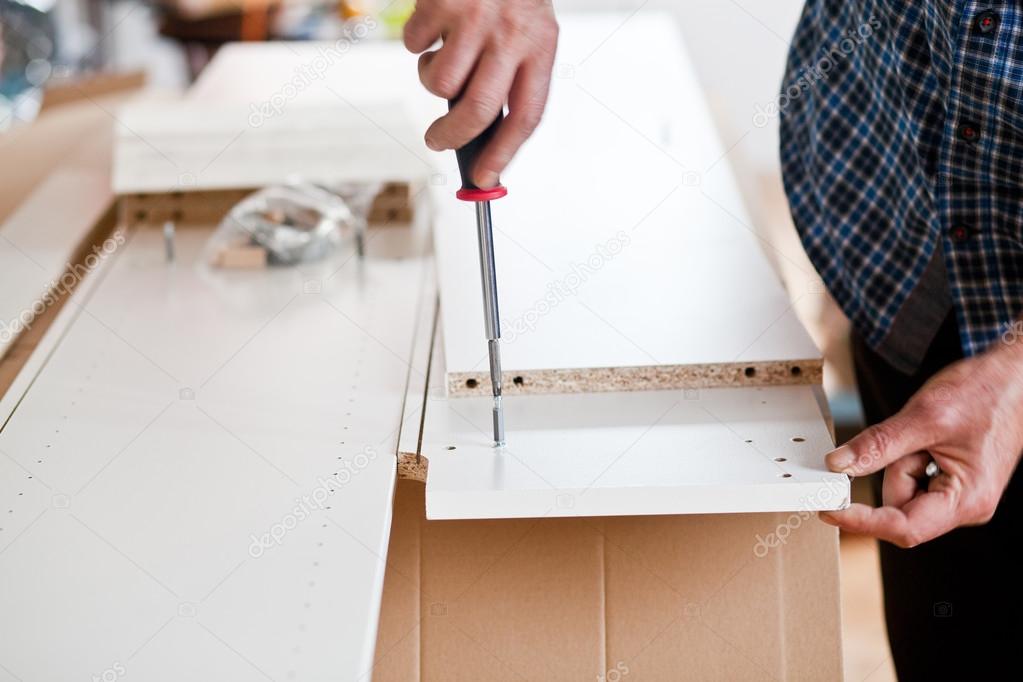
421, 377, 849, 520
430, 15, 819, 380
0, 225, 429, 681
113, 41, 442, 195
0, 136, 113, 360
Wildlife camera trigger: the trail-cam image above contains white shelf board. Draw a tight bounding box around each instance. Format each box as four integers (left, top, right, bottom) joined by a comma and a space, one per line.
430, 14, 819, 384
114, 41, 442, 195
420, 324, 848, 520
0, 224, 430, 681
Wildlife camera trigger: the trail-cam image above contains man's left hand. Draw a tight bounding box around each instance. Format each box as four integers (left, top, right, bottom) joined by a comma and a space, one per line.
819, 330, 1023, 547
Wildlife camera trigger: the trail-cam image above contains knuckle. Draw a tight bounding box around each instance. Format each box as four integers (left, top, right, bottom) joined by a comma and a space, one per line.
434, 77, 462, 99
966, 492, 998, 524
539, 15, 560, 43
423, 69, 461, 99
465, 92, 502, 123
862, 424, 895, 464
896, 530, 923, 549
462, 0, 485, 25
916, 400, 960, 431
515, 102, 545, 134
499, 5, 530, 34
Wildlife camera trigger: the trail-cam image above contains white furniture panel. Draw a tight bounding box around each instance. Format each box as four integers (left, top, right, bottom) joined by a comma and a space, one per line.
0, 225, 429, 681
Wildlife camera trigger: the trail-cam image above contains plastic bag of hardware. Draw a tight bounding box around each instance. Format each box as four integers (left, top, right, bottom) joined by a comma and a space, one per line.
202, 183, 354, 269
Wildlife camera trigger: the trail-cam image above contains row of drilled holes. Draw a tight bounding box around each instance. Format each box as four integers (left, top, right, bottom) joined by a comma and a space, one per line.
465, 376, 524, 389
464, 366, 804, 389
745, 365, 803, 378
743, 435, 806, 478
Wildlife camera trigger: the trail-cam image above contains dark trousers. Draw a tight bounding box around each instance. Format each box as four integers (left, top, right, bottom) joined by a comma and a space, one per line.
852, 312, 1023, 680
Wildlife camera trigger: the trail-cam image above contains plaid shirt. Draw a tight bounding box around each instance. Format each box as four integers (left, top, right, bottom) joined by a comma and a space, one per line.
780, 1, 1023, 372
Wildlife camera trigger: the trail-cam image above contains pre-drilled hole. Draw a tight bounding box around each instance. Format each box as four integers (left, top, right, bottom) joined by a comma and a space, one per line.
446, 446, 456, 451
790, 366, 802, 377
744, 367, 756, 378
466, 378, 479, 389
791, 436, 805, 443
512, 376, 524, 386
774, 457, 787, 462
780, 473, 792, 478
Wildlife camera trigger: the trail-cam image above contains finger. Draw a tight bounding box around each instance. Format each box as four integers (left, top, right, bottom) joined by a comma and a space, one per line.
426, 52, 518, 153
471, 59, 553, 187
825, 410, 935, 476
819, 490, 956, 547
882, 452, 931, 507
403, 9, 444, 53
418, 30, 485, 100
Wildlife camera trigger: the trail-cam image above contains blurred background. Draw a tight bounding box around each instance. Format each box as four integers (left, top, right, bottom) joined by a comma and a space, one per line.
0, 1, 888, 679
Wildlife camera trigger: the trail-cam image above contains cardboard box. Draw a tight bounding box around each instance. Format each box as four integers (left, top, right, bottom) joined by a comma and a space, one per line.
373, 478, 843, 681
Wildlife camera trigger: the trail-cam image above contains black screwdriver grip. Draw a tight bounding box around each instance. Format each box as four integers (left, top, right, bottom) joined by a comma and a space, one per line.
448, 98, 504, 190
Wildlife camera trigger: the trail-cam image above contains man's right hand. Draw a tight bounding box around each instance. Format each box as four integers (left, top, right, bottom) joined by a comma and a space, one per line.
403, 0, 559, 188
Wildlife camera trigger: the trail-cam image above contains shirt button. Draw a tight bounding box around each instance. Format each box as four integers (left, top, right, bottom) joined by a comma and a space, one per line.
951, 224, 973, 242
957, 121, 980, 142
976, 10, 999, 34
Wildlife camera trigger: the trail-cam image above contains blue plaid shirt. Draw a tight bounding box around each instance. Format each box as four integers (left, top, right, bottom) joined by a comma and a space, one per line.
780, 1, 1023, 373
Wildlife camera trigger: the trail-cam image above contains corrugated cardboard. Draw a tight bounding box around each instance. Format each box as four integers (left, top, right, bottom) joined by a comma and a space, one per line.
373, 479, 843, 681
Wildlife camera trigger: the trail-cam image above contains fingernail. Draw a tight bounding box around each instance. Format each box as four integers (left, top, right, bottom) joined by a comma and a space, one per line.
826, 445, 855, 473
818, 512, 840, 527
425, 136, 440, 151
476, 172, 497, 188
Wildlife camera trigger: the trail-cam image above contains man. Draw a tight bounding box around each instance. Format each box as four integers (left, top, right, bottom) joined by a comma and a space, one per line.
404, 1, 1023, 677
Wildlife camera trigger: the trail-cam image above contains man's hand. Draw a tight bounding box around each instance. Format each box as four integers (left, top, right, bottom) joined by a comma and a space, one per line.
820, 334, 1023, 547
404, 0, 558, 187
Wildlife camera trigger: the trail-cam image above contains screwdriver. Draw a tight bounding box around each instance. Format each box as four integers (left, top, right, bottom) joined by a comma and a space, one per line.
449, 103, 507, 447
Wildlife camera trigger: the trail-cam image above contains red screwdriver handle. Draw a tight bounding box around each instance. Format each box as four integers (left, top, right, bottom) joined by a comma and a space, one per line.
448, 99, 508, 202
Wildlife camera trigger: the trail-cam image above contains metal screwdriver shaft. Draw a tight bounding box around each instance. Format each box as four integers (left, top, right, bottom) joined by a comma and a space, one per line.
449, 101, 508, 447
475, 200, 505, 446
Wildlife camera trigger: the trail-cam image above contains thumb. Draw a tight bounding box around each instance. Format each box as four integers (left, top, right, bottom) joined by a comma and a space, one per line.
826, 410, 934, 476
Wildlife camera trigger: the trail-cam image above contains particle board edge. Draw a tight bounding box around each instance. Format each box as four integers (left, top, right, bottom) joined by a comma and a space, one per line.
445, 358, 822, 397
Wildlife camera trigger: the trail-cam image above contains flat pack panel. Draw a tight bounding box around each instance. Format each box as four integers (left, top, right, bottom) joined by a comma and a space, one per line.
0, 224, 430, 681
430, 15, 819, 395
0, 131, 114, 360
420, 325, 848, 520
114, 42, 441, 195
